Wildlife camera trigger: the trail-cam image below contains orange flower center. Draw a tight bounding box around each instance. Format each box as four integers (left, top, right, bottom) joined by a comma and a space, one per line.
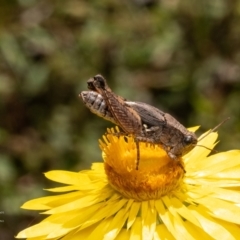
99, 129, 185, 201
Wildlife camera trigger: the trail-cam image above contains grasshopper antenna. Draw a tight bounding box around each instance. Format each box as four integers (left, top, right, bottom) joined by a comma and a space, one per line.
197, 117, 230, 142
194, 144, 218, 153
192, 117, 230, 154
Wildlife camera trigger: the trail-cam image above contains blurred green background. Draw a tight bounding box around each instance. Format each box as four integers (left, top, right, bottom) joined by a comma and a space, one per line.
0, 0, 240, 238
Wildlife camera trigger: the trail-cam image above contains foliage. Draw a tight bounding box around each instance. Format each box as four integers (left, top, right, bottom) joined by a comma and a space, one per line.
0, 0, 240, 238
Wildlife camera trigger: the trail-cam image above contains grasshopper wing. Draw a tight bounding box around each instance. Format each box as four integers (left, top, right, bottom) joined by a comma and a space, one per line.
126, 101, 166, 127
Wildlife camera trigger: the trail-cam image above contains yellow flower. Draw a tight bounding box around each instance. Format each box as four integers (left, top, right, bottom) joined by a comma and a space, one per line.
16, 127, 240, 240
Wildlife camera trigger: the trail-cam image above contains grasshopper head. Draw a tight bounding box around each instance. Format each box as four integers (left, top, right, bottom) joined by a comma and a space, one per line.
181, 133, 198, 155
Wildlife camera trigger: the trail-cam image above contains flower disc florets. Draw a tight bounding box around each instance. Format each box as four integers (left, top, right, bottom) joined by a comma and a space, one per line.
100, 128, 185, 201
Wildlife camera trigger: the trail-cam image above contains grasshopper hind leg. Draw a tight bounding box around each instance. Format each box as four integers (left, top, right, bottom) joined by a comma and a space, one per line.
135, 139, 140, 170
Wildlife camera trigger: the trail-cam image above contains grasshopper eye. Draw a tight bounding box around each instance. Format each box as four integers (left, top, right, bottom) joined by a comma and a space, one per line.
184, 135, 193, 144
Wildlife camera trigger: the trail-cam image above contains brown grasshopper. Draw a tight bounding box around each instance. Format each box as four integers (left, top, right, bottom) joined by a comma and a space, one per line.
80, 75, 198, 169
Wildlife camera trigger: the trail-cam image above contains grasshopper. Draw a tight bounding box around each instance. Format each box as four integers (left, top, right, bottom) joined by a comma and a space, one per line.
80, 75, 198, 169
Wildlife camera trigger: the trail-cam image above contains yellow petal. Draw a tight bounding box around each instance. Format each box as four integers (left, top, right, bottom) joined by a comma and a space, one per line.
61, 203, 104, 229
196, 197, 240, 224
185, 176, 240, 187
16, 221, 61, 238
21, 195, 62, 210
154, 224, 175, 240
44, 192, 111, 214
44, 171, 89, 185
162, 196, 200, 240
142, 200, 156, 240
45, 186, 79, 192
105, 198, 128, 218
115, 229, 130, 239
168, 197, 201, 227
189, 205, 239, 240
187, 152, 240, 178
188, 126, 200, 132
60, 225, 94, 240
155, 199, 177, 237
183, 221, 214, 240
103, 208, 129, 240
212, 166, 240, 179
79, 197, 127, 230
205, 186, 240, 203
127, 202, 141, 229
130, 217, 142, 240
87, 217, 112, 239
91, 162, 104, 170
